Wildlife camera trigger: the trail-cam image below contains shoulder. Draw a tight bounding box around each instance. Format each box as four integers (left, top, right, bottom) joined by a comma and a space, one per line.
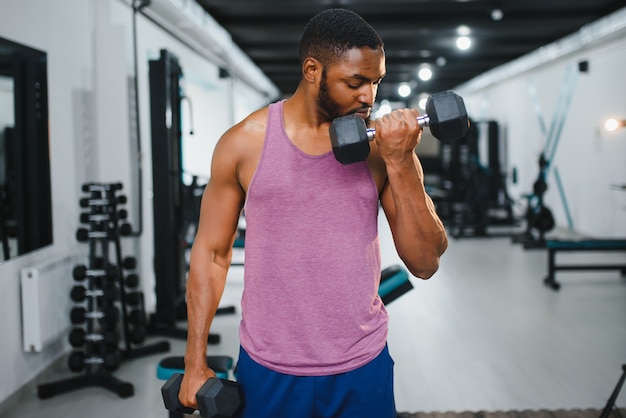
220, 106, 269, 150
211, 104, 272, 190
212, 105, 270, 165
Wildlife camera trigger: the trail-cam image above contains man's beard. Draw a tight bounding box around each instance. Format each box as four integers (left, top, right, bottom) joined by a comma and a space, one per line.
317, 70, 342, 122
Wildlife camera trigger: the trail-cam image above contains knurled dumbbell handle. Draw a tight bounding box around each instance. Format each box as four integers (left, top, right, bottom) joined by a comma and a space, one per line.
365, 114, 430, 140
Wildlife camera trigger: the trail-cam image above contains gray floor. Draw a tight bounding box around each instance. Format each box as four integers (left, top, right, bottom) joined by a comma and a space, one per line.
1, 215, 626, 417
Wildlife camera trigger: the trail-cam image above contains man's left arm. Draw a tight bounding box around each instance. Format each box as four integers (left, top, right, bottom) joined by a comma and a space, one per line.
376, 109, 448, 279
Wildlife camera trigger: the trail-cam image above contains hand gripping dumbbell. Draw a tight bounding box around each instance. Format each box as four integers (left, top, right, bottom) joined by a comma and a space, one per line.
162, 373, 241, 418
329, 90, 469, 164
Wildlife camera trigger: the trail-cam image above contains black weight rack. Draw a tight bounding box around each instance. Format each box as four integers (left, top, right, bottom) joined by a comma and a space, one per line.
37, 182, 169, 399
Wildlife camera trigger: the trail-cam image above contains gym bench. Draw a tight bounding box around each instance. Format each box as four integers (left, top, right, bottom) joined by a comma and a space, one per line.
543, 239, 626, 290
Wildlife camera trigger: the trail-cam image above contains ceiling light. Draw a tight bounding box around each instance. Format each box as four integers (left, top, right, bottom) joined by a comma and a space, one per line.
604, 118, 626, 132
398, 83, 412, 98
436, 56, 447, 67
456, 36, 472, 51
456, 25, 471, 36
418, 65, 433, 81
418, 94, 429, 110
491, 8, 503, 21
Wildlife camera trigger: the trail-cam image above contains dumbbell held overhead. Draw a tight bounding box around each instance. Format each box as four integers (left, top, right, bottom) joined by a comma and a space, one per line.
330, 90, 469, 164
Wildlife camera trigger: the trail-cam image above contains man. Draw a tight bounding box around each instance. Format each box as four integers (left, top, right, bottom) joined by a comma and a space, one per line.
179, 8, 448, 418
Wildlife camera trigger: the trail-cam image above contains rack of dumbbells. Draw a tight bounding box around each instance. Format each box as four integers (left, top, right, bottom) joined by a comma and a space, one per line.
37, 182, 169, 399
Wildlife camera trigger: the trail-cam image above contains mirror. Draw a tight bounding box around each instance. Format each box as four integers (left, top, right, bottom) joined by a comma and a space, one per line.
0, 36, 52, 262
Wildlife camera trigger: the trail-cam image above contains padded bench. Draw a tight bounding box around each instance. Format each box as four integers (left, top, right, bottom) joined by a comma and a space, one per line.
543, 239, 626, 290
379, 265, 412, 305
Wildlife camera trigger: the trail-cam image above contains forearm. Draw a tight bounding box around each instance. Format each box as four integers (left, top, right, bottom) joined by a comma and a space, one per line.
384, 153, 448, 278
184, 248, 231, 370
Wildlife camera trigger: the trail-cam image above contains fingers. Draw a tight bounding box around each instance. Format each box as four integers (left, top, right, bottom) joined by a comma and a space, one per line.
179, 368, 216, 410
374, 108, 422, 158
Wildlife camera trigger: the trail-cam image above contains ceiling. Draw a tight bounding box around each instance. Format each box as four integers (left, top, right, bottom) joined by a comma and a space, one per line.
197, 0, 624, 102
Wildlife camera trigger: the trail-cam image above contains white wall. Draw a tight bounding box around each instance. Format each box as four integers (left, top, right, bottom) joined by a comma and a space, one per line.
458, 19, 626, 237
0, 0, 272, 404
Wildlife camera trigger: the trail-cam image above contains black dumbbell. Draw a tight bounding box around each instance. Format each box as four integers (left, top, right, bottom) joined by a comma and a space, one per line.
122, 256, 137, 270
72, 265, 115, 281
329, 90, 469, 164
68, 328, 118, 347
70, 284, 118, 302
128, 308, 147, 327
68, 350, 121, 372
125, 273, 140, 288
79, 210, 126, 224
128, 324, 146, 345
119, 223, 132, 236
162, 373, 242, 418
70, 306, 119, 325
125, 291, 143, 306
76, 228, 116, 242
79, 197, 112, 208
82, 182, 123, 193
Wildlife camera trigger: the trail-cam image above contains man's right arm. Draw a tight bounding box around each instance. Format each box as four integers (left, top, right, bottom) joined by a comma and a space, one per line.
178, 130, 245, 410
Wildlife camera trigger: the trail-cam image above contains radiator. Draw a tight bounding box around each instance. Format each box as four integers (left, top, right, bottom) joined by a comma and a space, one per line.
20, 255, 80, 352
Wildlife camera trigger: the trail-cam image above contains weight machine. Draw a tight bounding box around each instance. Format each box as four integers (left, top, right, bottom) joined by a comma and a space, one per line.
443, 119, 516, 238
148, 49, 231, 343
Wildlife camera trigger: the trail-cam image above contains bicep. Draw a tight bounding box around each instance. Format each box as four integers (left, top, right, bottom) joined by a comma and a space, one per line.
193, 139, 245, 261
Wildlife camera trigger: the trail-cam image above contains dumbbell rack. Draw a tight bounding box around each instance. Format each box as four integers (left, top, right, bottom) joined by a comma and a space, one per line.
37, 182, 169, 399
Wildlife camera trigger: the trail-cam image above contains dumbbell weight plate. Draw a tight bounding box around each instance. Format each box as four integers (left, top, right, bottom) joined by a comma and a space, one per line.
197, 378, 242, 418
161, 374, 196, 415
68, 351, 86, 372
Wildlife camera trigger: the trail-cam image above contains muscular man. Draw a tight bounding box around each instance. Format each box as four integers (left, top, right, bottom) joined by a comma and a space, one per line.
179, 8, 447, 418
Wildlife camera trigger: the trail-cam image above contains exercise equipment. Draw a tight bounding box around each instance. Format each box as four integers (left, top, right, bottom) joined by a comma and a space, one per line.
148, 49, 230, 345
543, 239, 626, 290
73, 265, 115, 281
70, 306, 119, 325
162, 373, 242, 418
80, 210, 127, 224
600, 364, 626, 418
70, 285, 118, 302
378, 265, 412, 305
37, 182, 170, 401
515, 65, 579, 249
68, 351, 121, 373
443, 120, 517, 238
68, 328, 118, 347
330, 90, 469, 164
512, 154, 555, 249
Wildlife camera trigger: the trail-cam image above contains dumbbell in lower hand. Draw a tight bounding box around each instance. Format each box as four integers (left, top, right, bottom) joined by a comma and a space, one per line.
329, 90, 469, 164
162, 373, 242, 418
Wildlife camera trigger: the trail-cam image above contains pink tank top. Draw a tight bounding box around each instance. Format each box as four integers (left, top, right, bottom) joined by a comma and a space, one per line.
239, 100, 388, 376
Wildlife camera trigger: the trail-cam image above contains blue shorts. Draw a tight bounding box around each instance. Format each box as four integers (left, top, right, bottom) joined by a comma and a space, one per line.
235, 345, 396, 418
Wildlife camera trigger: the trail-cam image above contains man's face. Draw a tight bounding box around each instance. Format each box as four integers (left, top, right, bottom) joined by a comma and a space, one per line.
316, 46, 386, 123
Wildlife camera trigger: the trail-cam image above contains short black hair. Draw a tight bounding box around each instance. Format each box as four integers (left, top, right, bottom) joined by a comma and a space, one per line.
299, 8, 384, 67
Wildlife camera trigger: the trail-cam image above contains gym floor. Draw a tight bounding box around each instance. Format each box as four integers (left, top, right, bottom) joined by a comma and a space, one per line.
1, 213, 625, 417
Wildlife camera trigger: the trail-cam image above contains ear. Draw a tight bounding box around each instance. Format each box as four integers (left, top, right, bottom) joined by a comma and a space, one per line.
302, 57, 322, 85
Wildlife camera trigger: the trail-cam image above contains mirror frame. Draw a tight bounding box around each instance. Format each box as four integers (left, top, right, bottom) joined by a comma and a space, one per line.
0, 36, 53, 262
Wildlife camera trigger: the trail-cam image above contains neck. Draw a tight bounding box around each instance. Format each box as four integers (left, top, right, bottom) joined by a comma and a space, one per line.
284, 84, 328, 130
